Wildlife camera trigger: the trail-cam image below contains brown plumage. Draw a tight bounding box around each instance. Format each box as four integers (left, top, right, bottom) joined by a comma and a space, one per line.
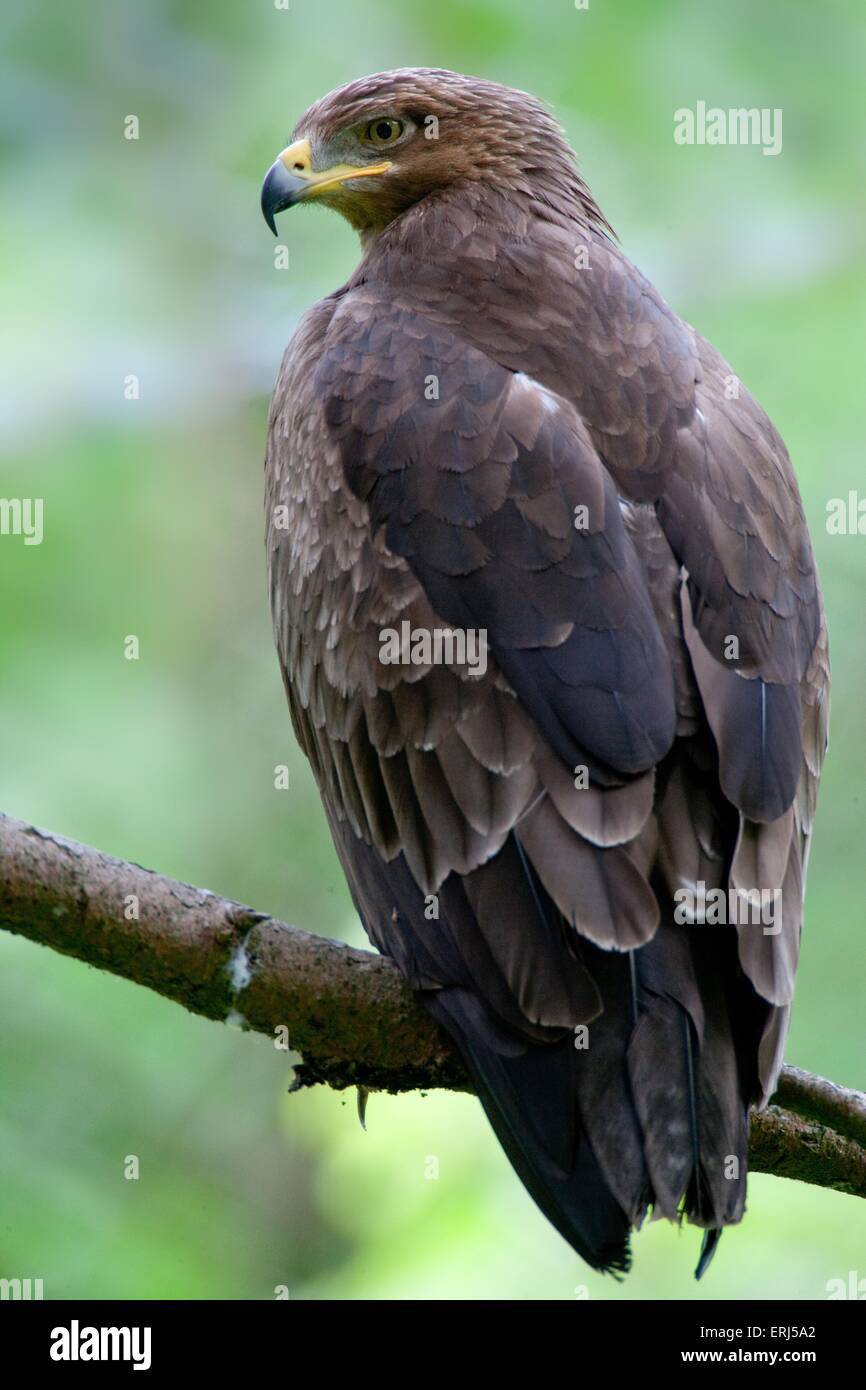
261, 68, 829, 1276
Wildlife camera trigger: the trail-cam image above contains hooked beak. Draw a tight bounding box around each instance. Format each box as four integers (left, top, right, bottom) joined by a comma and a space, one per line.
260, 137, 393, 234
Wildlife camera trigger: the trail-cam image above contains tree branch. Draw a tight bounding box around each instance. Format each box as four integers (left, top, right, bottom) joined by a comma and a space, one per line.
1, 811, 864, 1198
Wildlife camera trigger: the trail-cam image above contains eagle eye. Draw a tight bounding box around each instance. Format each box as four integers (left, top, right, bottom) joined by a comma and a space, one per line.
363, 118, 405, 147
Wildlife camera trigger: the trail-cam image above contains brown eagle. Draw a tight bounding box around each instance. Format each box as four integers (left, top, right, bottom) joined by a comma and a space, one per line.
260, 69, 828, 1277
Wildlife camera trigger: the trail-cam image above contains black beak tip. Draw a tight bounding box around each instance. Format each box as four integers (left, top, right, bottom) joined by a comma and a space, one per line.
261, 159, 304, 236
260, 177, 279, 236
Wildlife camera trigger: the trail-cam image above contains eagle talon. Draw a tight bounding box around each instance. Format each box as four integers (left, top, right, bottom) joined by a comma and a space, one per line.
356, 1085, 370, 1131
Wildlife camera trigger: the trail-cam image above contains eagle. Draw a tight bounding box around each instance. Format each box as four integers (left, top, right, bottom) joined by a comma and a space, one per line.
260, 68, 829, 1277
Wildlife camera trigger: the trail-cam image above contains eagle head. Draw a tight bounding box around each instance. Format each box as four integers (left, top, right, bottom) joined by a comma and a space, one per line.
260, 67, 586, 237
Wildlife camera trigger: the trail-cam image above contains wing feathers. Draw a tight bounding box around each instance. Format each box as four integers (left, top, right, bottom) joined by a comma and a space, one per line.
266, 237, 828, 1274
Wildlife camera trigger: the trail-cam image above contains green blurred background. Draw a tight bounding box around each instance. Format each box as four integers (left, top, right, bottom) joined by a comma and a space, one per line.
1, 0, 864, 1300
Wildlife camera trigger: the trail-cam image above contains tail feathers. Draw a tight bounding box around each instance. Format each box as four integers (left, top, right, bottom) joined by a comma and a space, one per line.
620, 922, 750, 1231
625, 997, 696, 1220
683, 930, 752, 1230
427, 987, 632, 1275
696, 1227, 723, 1280
568, 946, 653, 1225
427, 921, 753, 1276
328, 810, 753, 1274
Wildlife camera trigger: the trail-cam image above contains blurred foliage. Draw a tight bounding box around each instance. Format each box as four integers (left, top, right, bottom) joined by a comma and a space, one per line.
1, 0, 864, 1299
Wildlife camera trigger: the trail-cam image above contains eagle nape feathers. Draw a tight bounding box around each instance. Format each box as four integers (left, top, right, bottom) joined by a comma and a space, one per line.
261, 68, 829, 1279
